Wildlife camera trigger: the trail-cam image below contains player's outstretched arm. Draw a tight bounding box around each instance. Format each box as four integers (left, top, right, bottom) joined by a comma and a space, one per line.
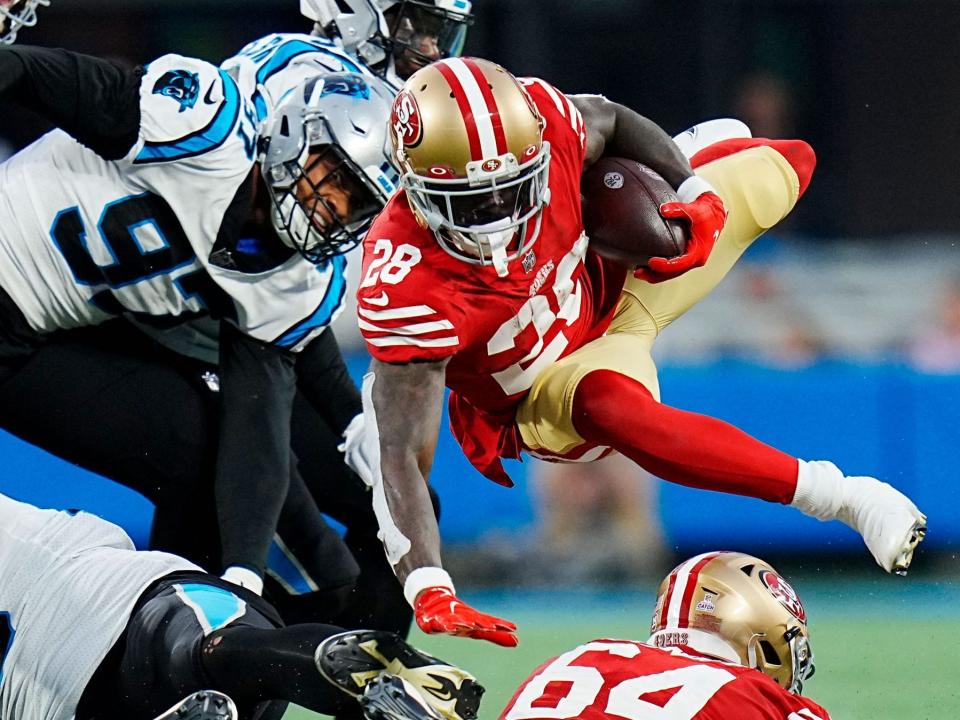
571, 94, 727, 282
0, 45, 141, 158
367, 358, 518, 647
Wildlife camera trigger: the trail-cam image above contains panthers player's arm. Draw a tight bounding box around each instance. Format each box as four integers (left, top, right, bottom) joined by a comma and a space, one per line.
0, 45, 141, 159
295, 329, 362, 435
571, 94, 693, 188
216, 321, 298, 575
369, 356, 449, 580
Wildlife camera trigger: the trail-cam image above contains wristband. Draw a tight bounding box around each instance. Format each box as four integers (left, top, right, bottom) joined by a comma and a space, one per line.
222, 565, 264, 596
676, 175, 716, 203
404, 566, 455, 607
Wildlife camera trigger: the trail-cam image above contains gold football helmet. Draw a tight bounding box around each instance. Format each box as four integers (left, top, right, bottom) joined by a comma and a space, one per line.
389, 57, 550, 277
648, 551, 815, 694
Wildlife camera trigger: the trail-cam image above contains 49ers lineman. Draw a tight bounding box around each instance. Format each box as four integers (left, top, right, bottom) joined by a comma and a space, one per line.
501, 551, 829, 720
354, 57, 927, 646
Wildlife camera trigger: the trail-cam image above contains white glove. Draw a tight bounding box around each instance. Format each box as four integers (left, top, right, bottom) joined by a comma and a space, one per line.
339, 412, 377, 488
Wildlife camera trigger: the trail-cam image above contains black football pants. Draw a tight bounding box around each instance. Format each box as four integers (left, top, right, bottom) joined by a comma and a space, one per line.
75, 571, 352, 720
0, 318, 419, 636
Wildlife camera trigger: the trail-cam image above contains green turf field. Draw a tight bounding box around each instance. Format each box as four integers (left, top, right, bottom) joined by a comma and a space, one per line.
289, 577, 960, 720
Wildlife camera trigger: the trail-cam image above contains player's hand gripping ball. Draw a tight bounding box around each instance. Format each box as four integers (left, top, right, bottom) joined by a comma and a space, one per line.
581, 158, 689, 271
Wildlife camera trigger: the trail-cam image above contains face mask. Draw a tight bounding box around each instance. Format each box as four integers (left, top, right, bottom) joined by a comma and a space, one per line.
450, 216, 515, 277
271, 192, 318, 254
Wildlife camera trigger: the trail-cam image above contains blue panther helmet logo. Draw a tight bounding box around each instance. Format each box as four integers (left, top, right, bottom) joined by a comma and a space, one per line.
319, 73, 370, 100
152, 69, 201, 113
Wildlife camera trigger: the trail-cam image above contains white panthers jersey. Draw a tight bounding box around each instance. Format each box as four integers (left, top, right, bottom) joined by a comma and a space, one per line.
0, 52, 349, 351
131, 34, 398, 362
0, 494, 199, 720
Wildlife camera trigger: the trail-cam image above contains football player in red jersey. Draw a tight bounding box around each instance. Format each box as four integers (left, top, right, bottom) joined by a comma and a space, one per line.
353, 57, 926, 647
501, 551, 829, 720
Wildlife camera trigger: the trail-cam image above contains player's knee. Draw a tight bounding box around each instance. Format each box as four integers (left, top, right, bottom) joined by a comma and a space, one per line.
765, 139, 816, 198
692, 138, 815, 200
711, 146, 808, 230
573, 370, 656, 437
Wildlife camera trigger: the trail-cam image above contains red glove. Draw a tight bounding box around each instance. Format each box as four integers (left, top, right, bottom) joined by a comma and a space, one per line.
414, 587, 519, 647
634, 181, 727, 283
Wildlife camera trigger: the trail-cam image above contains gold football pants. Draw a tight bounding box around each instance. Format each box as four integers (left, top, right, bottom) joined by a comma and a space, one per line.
517, 145, 802, 456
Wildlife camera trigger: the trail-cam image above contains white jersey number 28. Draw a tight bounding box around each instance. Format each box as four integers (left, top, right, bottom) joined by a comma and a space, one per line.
360, 239, 422, 288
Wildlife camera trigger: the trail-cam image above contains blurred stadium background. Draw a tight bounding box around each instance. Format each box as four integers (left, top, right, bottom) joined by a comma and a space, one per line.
1, 1, 957, 717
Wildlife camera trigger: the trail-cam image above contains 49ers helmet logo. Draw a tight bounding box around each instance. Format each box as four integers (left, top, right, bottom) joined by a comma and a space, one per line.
391, 90, 423, 148
760, 570, 807, 623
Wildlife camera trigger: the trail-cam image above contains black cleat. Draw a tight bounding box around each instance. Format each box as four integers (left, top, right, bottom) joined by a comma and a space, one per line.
152, 691, 238, 720
360, 674, 442, 720
315, 631, 484, 720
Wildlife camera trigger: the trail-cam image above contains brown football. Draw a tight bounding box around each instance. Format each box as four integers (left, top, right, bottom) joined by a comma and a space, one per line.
581, 157, 689, 268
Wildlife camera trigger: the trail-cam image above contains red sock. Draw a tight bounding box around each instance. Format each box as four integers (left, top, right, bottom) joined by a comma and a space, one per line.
571, 370, 799, 504
690, 138, 816, 198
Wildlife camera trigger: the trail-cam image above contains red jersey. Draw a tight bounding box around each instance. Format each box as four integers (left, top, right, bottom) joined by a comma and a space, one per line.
357, 79, 626, 485
500, 639, 831, 720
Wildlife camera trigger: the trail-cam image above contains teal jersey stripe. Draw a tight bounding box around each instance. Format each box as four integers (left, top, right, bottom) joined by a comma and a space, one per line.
255, 39, 362, 87
274, 254, 347, 348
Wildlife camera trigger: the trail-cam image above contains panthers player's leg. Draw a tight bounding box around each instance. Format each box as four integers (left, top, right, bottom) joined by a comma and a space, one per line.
0, 319, 369, 604
76, 572, 480, 720
262, 458, 362, 623
0, 320, 225, 566
517, 135, 924, 573
84, 572, 347, 720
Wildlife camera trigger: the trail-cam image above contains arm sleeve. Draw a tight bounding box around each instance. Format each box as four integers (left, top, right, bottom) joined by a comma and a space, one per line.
295, 328, 362, 436
0, 45, 142, 159
216, 320, 297, 573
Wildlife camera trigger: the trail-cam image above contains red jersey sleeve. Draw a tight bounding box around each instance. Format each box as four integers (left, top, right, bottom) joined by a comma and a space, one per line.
356, 195, 466, 364
517, 77, 588, 162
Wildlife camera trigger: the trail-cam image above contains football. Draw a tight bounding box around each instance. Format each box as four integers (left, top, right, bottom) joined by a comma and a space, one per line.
581, 157, 689, 268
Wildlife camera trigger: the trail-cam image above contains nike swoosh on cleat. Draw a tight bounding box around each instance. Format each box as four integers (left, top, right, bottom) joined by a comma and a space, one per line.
423, 674, 457, 702
364, 291, 390, 306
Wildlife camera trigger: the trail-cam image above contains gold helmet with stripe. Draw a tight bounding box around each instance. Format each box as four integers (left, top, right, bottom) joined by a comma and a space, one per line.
648, 551, 815, 694
389, 56, 550, 277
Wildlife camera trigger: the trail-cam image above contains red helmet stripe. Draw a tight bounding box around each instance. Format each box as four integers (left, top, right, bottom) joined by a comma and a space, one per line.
462, 57, 508, 155
659, 571, 678, 629
435, 60, 484, 161
659, 551, 723, 631
676, 552, 722, 627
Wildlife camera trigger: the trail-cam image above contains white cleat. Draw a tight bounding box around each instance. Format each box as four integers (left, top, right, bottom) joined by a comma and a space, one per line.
792, 460, 927, 575
672, 118, 752, 159
838, 476, 927, 575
